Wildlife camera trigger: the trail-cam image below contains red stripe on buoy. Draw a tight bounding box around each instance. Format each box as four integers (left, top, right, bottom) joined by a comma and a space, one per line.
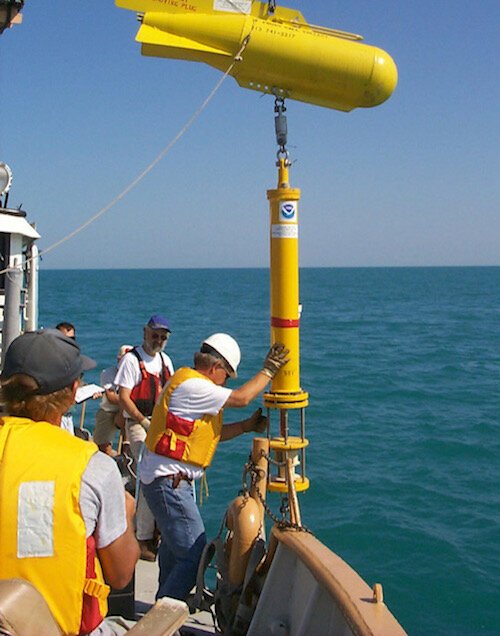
271, 317, 300, 328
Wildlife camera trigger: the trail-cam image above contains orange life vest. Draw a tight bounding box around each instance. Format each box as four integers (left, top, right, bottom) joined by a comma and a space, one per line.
129, 348, 171, 417
0, 416, 109, 635
145, 367, 223, 468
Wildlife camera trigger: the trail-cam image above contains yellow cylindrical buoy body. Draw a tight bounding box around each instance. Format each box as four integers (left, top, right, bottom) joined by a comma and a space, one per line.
264, 160, 309, 493
264, 160, 308, 410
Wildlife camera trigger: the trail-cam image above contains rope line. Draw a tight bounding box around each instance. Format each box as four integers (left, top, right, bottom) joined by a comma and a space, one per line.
0, 36, 250, 276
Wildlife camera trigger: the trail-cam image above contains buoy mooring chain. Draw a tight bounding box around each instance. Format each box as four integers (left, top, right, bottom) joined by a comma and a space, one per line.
243, 454, 310, 532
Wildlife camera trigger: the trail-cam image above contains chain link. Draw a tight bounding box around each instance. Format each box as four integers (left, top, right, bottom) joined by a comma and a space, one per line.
242, 455, 311, 533
262, 449, 287, 468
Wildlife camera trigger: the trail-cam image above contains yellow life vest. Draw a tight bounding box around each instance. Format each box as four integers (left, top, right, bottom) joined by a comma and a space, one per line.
145, 367, 223, 468
0, 416, 109, 636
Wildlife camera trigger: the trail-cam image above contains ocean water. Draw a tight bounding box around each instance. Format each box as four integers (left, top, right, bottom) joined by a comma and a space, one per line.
39, 267, 500, 636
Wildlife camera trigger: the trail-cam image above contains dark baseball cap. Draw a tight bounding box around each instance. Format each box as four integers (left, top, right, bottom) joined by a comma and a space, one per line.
1, 329, 96, 395
146, 314, 171, 332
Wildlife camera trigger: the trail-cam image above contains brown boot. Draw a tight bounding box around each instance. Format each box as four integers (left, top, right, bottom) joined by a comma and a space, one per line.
138, 539, 156, 562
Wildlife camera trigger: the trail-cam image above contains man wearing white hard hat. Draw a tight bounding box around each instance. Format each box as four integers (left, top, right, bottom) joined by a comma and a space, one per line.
140, 335, 289, 601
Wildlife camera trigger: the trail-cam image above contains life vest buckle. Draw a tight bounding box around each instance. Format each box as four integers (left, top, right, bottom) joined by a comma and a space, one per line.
84, 578, 110, 601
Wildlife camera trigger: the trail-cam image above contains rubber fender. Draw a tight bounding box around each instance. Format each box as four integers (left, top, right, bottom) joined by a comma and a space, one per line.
226, 495, 261, 587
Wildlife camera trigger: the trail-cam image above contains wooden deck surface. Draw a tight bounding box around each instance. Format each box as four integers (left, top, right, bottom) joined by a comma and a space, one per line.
135, 559, 215, 635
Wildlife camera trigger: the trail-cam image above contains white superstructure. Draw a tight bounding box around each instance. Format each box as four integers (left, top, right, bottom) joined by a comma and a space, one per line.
0, 183, 40, 367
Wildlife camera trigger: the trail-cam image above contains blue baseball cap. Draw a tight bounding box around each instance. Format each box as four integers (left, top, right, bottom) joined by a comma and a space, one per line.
147, 314, 171, 332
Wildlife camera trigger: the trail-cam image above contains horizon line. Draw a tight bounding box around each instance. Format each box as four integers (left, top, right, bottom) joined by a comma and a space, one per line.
39, 264, 500, 272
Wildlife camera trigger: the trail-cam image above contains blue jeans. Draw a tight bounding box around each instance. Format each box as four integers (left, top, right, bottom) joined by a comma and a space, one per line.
142, 476, 206, 601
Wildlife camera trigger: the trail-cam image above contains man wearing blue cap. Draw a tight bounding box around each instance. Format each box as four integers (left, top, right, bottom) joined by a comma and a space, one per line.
115, 314, 174, 561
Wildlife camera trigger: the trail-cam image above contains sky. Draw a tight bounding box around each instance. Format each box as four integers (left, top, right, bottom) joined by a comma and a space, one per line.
0, 0, 499, 269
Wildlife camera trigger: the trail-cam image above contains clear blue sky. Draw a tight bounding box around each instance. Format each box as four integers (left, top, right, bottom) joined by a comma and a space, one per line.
1, 1, 498, 268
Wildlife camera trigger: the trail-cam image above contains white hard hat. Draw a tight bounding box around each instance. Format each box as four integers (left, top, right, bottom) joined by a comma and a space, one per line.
201, 333, 241, 378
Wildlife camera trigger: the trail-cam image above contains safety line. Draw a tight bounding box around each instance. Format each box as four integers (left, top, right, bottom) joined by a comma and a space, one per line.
0, 36, 250, 275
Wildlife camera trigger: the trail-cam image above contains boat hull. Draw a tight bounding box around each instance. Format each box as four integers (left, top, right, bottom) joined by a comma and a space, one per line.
246, 527, 407, 636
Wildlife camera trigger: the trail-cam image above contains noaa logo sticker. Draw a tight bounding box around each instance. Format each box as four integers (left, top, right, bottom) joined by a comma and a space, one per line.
280, 201, 297, 222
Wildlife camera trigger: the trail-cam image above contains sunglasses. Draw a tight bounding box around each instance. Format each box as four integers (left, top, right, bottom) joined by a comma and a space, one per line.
149, 331, 169, 341
217, 362, 231, 380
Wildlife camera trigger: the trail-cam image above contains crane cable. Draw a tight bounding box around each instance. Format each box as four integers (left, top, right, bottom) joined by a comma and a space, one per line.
0, 35, 250, 276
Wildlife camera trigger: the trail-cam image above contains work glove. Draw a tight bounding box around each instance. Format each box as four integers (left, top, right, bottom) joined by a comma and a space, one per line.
262, 343, 290, 378
140, 417, 151, 430
243, 408, 268, 433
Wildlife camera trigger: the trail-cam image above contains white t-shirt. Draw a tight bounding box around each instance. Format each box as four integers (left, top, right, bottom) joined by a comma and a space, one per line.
114, 346, 174, 416
139, 375, 232, 483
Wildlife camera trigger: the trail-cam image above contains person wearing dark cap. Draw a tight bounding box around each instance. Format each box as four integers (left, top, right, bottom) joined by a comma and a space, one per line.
0, 329, 139, 636
114, 314, 174, 561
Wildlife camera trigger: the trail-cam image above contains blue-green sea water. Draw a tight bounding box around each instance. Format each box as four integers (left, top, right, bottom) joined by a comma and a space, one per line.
39, 267, 500, 636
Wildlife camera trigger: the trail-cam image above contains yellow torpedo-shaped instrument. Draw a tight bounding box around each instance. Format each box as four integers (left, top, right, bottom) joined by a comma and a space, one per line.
116, 0, 398, 112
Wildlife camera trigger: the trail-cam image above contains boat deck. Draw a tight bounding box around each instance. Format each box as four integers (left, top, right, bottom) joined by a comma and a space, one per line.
135, 559, 215, 635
